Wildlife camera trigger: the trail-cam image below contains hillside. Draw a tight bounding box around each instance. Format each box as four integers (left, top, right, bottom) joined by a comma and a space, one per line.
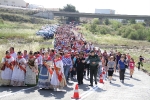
0, 7, 59, 64
0, 7, 57, 24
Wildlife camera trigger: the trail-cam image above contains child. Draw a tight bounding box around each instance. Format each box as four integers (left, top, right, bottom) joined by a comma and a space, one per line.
129, 58, 135, 78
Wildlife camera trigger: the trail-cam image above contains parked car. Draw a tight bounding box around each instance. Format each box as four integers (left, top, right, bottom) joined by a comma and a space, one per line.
36, 24, 59, 39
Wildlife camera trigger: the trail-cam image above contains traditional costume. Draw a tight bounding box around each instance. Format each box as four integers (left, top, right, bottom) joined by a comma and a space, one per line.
36, 54, 43, 71
25, 56, 38, 85
1, 56, 14, 85
51, 58, 66, 90
38, 56, 53, 89
10, 52, 17, 61
11, 56, 27, 86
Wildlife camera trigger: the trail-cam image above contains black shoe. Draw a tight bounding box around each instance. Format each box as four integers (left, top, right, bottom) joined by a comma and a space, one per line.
89, 84, 93, 86
131, 75, 132, 78
81, 81, 83, 84
95, 82, 97, 85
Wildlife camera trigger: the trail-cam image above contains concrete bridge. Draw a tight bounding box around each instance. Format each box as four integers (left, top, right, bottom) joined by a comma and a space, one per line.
51, 11, 150, 25
52, 11, 150, 20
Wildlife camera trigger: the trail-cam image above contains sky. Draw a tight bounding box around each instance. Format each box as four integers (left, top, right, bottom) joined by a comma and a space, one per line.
24, 0, 150, 15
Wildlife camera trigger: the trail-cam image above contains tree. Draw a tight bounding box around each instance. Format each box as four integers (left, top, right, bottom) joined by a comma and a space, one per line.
129, 19, 136, 24
104, 18, 110, 25
110, 20, 122, 30
60, 4, 79, 23
92, 18, 100, 25
121, 19, 128, 24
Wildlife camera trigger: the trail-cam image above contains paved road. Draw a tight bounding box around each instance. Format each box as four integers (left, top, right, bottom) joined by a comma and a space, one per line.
83, 68, 150, 100
0, 68, 150, 100
0, 76, 102, 100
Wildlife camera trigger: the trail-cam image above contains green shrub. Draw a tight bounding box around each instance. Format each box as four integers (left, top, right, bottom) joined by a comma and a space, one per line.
147, 36, 150, 42
0, 19, 4, 24
110, 20, 122, 30
137, 29, 147, 40
117, 26, 126, 35
99, 26, 111, 34
122, 27, 132, 38
104, 18, 110, 25
92, 18, 100, 25
131, 24, 144, 30
128, 31, 139, 40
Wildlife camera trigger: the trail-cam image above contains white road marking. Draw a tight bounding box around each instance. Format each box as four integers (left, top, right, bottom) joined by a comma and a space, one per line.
0, 86, 37, 99
80, 84, 103, 100
71, 84, 104, 100
80, 86, 98, 97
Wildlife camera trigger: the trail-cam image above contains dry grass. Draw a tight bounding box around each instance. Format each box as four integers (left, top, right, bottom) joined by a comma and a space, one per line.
0, 40, 53, 66
0, 21, 54, 67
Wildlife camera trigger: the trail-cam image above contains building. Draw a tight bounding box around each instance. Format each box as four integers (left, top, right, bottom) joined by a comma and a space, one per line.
28, 4, 43, 9
95, 9, 115, 14
0, 0, 28, 8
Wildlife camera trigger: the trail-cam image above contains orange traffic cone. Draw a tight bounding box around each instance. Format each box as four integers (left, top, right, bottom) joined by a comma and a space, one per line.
71, 84, 80, 99
102, 69, 106, 79
102, 69, 105, 74
99, 74, 104, 84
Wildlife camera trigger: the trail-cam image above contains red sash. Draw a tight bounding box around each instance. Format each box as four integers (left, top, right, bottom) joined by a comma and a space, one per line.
5, 61, 14, 70
43, 62, 53, 75
1, 61, 14, 70
54, 58, 62, 82
15, 61, 26, 73
1, 56, 14, 70
43, 56, 53, 75
19, 64, 26, 73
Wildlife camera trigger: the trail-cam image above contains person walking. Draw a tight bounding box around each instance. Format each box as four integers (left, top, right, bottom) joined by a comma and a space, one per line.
118, 55, 126, 83
1, 51, 14, 86
62, 50, 73, 81
37, 52, 52, 89
85, 51, 100, 86
116, 52, 121, 71
85, 53, 90, 79
51, 54, 66, 91
107, 56, 116, 83
11, 51, 27, 86
129, 58, 135, 78
138, 55, 144, 70
75, 52, 86, 85
25, 52, 38, 85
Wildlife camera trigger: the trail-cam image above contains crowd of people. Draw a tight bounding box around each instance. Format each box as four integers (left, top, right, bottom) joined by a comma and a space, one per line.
0, 24, 144, 91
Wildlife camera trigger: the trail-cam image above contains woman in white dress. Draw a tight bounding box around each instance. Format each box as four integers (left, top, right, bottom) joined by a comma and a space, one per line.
11, 51, 27, 86
51, 54, 66, 91
1, 51, 14, 86
25, 52, 38, 85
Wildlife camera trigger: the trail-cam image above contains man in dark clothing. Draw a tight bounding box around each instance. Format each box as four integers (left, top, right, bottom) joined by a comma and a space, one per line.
75, 52, 86, 85
137, 55, 144, 70
85, 51, 100, 86
116, 52, 121, 70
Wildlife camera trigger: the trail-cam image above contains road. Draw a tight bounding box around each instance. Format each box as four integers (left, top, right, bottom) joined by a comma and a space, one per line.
0, 68, 150, 100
